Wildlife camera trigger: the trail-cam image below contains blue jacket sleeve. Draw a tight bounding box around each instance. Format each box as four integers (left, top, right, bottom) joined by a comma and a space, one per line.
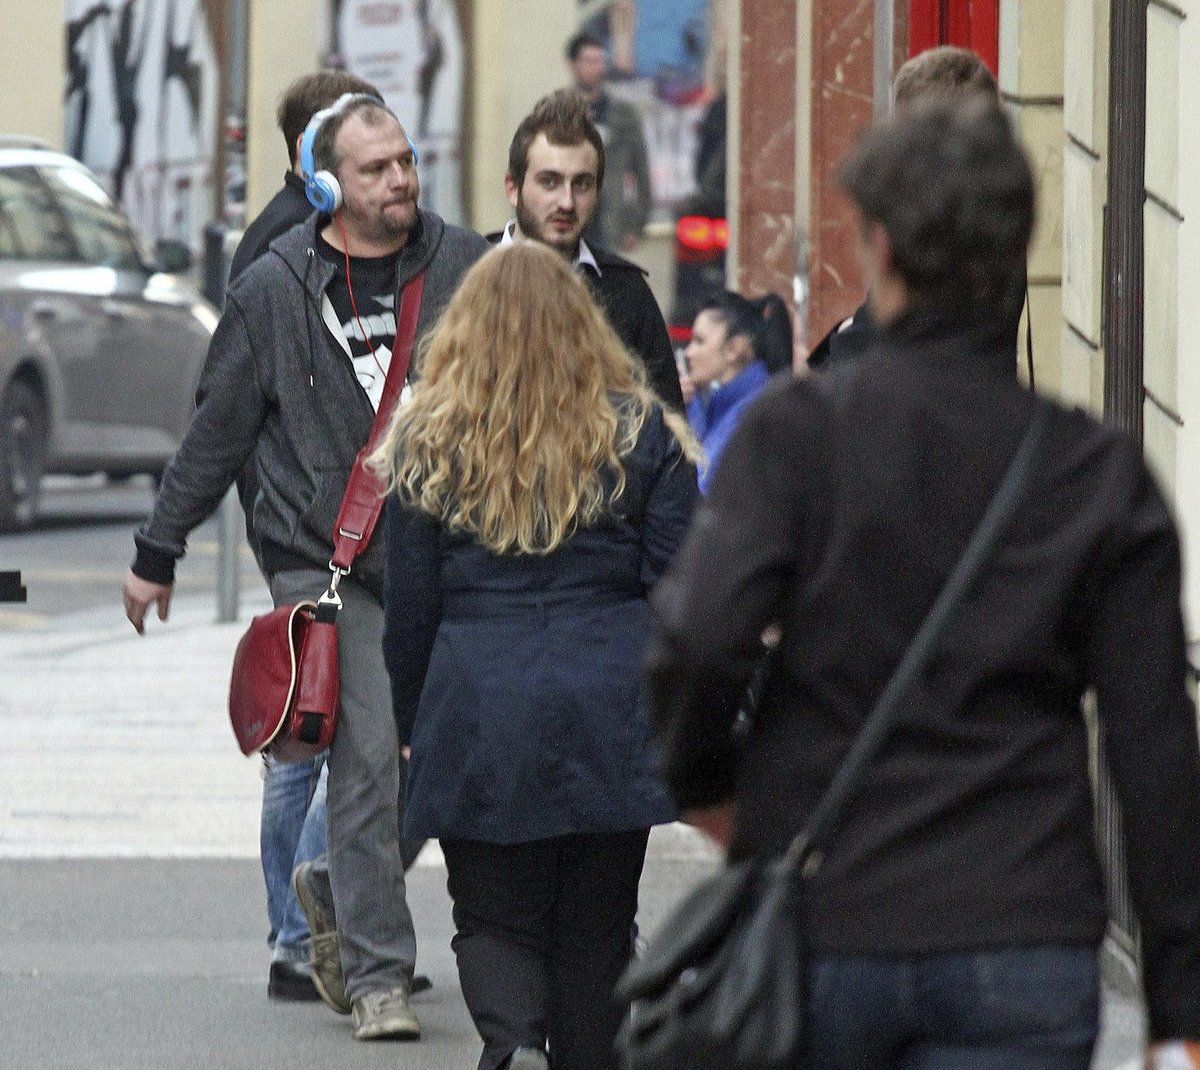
381, 496, 444, 746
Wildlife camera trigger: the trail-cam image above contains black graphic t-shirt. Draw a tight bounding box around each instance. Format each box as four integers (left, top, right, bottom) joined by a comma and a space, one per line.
317, 236, 400, 411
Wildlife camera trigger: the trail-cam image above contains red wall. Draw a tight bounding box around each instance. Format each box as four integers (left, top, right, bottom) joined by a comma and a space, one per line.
909, 0, 999, 74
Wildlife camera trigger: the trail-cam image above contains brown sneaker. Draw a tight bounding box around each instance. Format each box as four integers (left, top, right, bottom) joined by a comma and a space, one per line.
352, 985, 422, 1041
291, 860, 350, 1015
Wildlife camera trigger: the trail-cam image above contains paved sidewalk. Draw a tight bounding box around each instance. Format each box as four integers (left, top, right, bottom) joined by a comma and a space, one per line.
0, 594, 1146, 1068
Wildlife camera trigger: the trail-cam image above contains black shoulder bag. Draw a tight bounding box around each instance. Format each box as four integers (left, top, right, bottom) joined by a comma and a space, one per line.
616, 398, 1052, 1070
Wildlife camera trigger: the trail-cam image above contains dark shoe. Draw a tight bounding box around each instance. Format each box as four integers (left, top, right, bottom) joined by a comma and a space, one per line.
352, 985, 421, 1041
410, 974, 432, 996
268, 959, 321, 1002
291, 860, 350, 1014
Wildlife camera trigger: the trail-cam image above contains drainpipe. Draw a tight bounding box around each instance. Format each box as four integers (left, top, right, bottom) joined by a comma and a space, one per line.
1097, 0, 1148, 957
1102, 0, 1147, 438
873, 0, 895, 120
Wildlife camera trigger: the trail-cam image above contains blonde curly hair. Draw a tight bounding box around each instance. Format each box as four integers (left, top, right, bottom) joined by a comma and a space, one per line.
369, 242, 698, 555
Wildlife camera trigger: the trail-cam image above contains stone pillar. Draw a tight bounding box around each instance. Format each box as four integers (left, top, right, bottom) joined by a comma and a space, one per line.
245, 0, 321, 218
469, 0, 577, 234
735, 0, 797, 303
806, 0, 876, 344
1060, 0, 1109, 414
1175, 2, 1200, 634
999, 0, 1065, 396
0, 0, 65, 150
1141, 0, 1184, 499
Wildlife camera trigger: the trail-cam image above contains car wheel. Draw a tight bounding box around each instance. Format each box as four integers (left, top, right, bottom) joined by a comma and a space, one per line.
0, 379, 47, 532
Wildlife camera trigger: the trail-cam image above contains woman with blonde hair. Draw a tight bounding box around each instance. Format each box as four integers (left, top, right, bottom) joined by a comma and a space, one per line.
371, 241, 699, 1070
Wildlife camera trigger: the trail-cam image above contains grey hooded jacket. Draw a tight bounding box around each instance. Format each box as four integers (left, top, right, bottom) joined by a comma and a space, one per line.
132, 209, 489, 599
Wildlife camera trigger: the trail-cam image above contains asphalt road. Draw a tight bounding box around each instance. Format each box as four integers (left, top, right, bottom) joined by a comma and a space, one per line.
0, 854, 1148, 1070
0, 475, 266, 627
0, 852, 723, 1070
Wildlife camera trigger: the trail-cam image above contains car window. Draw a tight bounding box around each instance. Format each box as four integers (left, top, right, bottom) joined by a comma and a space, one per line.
41, 164, 143, 270
0, 167, 77, 262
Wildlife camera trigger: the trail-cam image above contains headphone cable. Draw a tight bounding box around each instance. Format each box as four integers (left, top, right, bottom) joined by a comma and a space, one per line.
335, 215, 393, 383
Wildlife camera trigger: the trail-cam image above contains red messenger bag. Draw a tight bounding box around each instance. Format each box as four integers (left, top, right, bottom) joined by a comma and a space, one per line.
228, 272, 425, 762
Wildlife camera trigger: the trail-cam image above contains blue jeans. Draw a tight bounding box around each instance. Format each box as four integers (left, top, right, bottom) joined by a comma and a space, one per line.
260, 751, 328, 962
804, 945, 1100, 1070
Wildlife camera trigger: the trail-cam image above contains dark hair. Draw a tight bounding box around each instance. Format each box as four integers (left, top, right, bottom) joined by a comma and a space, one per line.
700, 290, 793, 374
755, 293, 794, 374
892, 46, 998, 109
566, 31, 605, 63
507, 89, 606, 191
839, 99, 1034, 313
311, 99, 399, 177
277, 70, 381, 167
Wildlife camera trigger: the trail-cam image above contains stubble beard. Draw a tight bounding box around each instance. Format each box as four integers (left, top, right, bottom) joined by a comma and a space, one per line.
516, 195, 579, 258
345, 197, 418, 249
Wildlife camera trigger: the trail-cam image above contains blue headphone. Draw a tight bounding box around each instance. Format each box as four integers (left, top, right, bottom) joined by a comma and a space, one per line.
299, 92, 419, 213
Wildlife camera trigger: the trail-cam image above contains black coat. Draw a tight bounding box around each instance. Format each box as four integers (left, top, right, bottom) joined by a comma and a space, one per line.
228, 172, 315, 283
585, 245, 684, 411
382, 404, 698, 844
486, 232, 684, 411
808, 271, 1028, 373
648, 308, 1200, 1039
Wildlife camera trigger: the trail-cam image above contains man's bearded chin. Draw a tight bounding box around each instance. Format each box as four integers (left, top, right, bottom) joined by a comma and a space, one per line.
516, 196, 578, 255
351, 202, 417, 244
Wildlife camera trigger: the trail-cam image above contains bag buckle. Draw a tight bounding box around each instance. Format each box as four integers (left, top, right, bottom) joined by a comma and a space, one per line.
320, 561, 351, 610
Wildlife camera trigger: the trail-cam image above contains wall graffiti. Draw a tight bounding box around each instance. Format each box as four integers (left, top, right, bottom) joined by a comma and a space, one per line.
65, 0, 220, 247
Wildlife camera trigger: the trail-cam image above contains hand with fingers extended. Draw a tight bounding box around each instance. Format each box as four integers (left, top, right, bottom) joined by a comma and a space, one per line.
122, 570, 174, 634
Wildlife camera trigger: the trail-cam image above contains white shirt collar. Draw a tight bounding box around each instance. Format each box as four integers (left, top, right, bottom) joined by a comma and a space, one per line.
501, 219, 602, 277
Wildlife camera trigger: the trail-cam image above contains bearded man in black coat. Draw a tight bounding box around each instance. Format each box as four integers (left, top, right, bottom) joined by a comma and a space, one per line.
489, 89, 683, 411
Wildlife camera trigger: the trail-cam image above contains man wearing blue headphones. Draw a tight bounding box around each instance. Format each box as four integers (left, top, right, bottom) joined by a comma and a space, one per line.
123, 94, 488, 1042
225, 68, 384, 1012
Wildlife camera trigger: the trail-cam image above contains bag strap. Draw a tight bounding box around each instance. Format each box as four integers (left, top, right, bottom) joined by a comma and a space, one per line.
327, 271, 426, 578
784, 396, 1053, 876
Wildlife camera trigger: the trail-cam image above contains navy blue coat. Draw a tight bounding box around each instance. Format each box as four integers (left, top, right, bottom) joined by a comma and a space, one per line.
382, 404, 698, 844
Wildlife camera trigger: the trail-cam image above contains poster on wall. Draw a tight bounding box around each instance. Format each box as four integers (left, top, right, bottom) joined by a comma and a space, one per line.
578, 0, 726, 220
327, 0, 468, 227
65, 0, 221, 248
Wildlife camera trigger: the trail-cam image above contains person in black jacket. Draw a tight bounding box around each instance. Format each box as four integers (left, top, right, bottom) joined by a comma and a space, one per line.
647, 100, 1200, 1068
489, 89, 683, 411
372, 242, 698, 1070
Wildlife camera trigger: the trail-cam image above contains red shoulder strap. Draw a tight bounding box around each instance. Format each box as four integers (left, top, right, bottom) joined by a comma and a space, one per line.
330, 271, 425, 571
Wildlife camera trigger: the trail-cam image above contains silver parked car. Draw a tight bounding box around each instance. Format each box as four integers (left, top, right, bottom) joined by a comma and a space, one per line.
0, 138, 217, 531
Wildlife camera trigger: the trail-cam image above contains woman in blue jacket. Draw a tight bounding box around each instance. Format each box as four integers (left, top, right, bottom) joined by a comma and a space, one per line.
681, 291, 789, 492
371, 242, 700, 1070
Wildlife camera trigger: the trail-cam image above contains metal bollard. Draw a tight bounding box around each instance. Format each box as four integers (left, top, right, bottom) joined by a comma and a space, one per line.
216, 488, 242, 623
204, 223, 245, 622
202, 222, 228, 309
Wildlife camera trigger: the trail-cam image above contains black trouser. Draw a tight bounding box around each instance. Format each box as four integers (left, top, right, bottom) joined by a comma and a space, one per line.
442, 829, 650, 1070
